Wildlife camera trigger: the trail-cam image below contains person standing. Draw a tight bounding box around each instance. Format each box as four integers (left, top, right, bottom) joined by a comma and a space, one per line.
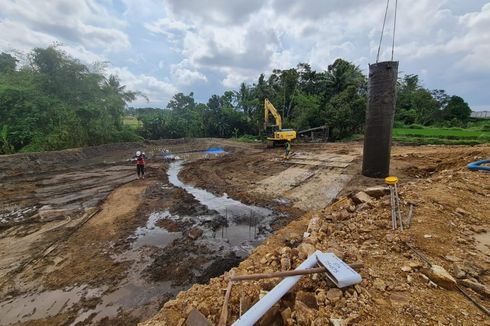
134, 151, 146, 179
284, 141, 291, 160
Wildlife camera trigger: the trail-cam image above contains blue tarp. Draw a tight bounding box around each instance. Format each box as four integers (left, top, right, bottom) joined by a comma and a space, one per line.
206, 147, 226, 154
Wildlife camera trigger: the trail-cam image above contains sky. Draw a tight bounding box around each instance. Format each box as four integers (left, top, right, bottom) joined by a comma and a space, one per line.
1, 0, 489, 111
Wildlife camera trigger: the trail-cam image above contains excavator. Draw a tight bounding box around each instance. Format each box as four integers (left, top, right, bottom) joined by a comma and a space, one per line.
263, 98, 296, 147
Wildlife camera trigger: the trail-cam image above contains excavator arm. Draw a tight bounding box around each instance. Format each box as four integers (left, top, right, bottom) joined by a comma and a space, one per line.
264, 98, 282, 130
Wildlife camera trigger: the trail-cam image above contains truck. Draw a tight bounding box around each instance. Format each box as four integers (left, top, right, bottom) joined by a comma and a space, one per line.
263, 98, 296, 147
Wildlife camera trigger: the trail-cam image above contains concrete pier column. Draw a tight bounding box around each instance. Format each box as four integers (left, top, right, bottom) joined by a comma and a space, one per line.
362, 61, 399, 178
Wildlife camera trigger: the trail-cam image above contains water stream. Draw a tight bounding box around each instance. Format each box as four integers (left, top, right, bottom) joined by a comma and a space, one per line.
167, 160, 275, 253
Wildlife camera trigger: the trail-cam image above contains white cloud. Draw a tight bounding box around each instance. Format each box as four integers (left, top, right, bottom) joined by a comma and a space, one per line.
2, 0, 490, 108
0, 0, 130, 51
171, 61, 208, 85
108, 66, 178, 106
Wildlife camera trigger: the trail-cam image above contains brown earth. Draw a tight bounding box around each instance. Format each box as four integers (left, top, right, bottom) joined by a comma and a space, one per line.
0, 140, 489, 326
141, 144, 490, 326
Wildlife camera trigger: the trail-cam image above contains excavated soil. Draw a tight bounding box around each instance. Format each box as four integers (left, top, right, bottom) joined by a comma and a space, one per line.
1, 140, 489, 326
0, 139, 356, 325
141, 144, 490, 326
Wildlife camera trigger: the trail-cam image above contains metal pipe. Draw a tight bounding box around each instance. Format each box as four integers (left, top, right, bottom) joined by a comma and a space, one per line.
407, 203, 414, 227
394, 183, 403, 230
231, 250, 322, 326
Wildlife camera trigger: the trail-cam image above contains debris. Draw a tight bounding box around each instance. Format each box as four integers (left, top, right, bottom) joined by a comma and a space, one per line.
186, 308, 213, 326
373, 278, 387, 292
470, 225, 487, 233
453, 264, 466, 279
231, 250, 323, 326
296, 291, 318, 309
330, 318, 343, 326
326, 288, 343, 303
409, 262, 423, 270
364, 186, 390, 198
460, 279, 490, 298
421, 265, 457, 290
187, 228, 203, 240
280, 307, 292, 323
352, 191, 374, 205
444, 255, 461, 262
297, 243, 316, 259
401, 266, 412, 272
455, 207, 470, 216
218, 271, 235, 326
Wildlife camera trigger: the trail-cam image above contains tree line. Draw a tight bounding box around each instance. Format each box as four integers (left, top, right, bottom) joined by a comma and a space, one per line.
134, 60, 471, 141
0, 47, 141, 154
1, 46, 472, 154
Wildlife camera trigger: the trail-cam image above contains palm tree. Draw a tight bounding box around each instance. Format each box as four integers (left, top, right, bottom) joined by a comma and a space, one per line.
325, 59, 364, 96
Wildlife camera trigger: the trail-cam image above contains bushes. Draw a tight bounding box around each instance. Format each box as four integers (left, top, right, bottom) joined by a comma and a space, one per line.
408, 124, 424, 129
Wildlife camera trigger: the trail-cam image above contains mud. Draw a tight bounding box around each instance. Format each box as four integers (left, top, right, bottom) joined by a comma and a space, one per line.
142, 143, 490, 326
2, 139, 358, 325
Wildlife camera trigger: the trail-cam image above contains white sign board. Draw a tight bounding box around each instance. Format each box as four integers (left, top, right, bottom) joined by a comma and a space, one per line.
316, 252, 362, 288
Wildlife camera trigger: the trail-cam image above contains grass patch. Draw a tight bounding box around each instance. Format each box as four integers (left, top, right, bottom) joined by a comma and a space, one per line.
393, 127, 490, 145
123, 116, 142, 130
235, 135, 260, 143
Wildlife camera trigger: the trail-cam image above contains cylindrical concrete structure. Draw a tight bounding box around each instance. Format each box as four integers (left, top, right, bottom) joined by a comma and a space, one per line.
362, 61, 399, 178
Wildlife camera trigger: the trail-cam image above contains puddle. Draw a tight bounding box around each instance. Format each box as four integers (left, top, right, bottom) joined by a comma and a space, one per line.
167, 161, 275, 255
0, 285, 88, 325
130, 211, 181, 249
168, 161, 272, 218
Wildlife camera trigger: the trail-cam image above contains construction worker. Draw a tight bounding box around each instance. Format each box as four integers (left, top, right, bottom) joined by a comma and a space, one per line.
284, 141, 291, 160
133, 151, 146, 179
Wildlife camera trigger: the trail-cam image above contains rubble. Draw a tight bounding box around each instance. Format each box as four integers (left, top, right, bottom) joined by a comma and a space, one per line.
351, 192, 374, 205
421, 265, 457, 290
363, 186, 390, 198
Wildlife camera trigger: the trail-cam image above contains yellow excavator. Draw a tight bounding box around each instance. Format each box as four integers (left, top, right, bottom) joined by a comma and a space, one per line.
263, 98, 296, 147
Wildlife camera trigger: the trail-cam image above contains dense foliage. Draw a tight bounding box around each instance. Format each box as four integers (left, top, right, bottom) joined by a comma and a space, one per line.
133, 59, 472, 141
1, 46, 474, 154
0, 47, 141, 154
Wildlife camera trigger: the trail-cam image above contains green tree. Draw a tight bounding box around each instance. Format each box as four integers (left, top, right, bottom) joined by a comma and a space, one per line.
443, 96, 471, 123
0, 52, 17, 73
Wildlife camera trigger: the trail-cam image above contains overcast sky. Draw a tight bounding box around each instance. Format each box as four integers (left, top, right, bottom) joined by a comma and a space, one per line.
1, 0, 489, 110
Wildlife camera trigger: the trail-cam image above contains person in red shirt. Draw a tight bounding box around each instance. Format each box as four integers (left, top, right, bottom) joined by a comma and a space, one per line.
133, 150, 146, 179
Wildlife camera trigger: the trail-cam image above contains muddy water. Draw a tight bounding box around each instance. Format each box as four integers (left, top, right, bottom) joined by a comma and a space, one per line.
0, 285, 88, 325
130, 211, 182, 249
0, 159, 278, 325
167, 161, 275, 254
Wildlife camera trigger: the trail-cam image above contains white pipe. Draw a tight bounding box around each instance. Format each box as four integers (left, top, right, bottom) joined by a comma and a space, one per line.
231, 250, 322, 326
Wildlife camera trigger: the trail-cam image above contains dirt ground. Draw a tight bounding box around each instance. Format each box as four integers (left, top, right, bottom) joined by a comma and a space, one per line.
0, 140, 489, 326
0, 139, 352, 325
141, 144, 490, 326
